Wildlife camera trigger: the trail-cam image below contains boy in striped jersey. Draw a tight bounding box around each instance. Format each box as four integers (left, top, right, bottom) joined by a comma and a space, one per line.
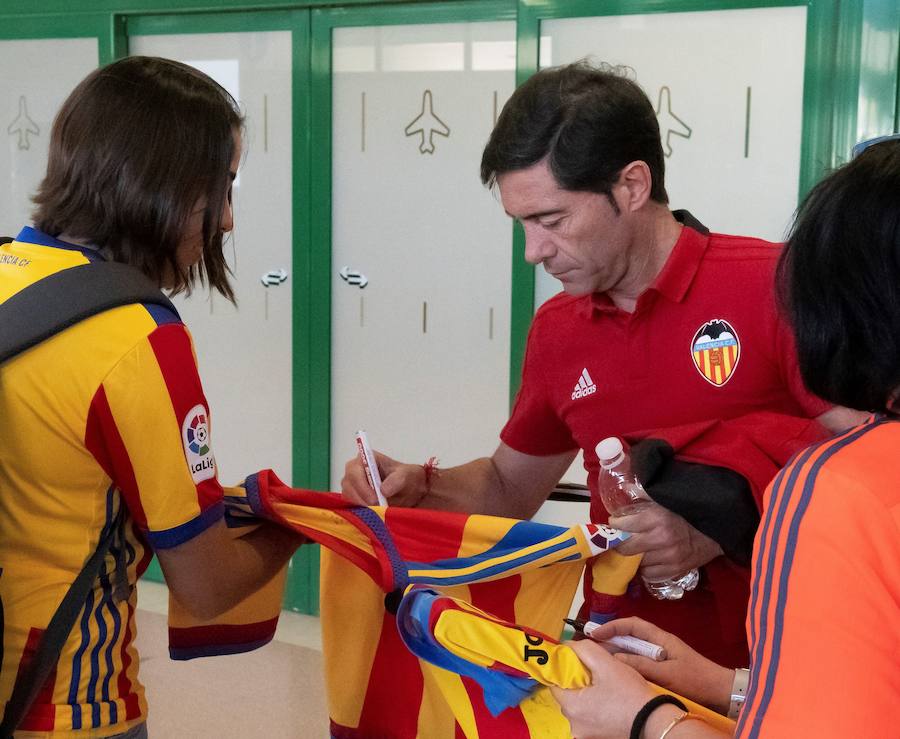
0, 58, 303, 736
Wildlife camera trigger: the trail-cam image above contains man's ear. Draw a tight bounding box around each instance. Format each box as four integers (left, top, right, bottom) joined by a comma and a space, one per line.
615, 160, 653, 213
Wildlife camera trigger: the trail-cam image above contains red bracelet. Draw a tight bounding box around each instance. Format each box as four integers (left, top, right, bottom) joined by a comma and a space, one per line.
423, 457, 440, 494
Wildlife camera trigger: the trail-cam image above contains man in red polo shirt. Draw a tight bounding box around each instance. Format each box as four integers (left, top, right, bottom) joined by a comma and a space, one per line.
341, 61, 861, 667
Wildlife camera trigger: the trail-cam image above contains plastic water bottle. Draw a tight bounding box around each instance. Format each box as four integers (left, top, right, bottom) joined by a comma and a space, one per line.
595, 436, 699, 600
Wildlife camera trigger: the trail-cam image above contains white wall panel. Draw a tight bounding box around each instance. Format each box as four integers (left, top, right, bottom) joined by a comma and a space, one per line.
330, 21, 516, 488
534, 6, 808, 310
0, 38, 97, 236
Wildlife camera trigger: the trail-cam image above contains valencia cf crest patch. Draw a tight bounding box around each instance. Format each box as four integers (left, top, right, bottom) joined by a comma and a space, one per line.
691, 319, 740, 387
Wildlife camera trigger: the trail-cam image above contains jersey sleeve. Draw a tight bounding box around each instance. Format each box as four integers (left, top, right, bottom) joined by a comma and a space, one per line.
500, 318, 576, 456
739, 464, 900, 737
85, 321, 224, 549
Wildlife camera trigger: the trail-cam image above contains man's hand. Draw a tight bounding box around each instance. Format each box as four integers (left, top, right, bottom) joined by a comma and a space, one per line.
610, 502, 723, 580
341, 443, 575, 516
341, 450, 428, 507
584, 617, 735, 713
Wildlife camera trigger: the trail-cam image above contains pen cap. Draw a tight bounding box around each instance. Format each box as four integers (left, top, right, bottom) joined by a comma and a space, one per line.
596, 437, 625, 469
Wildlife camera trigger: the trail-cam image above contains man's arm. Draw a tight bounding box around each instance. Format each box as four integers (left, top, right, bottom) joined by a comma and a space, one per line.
342, 442, 576, 519
156, 518, 304, 621
815, 406, 868, 433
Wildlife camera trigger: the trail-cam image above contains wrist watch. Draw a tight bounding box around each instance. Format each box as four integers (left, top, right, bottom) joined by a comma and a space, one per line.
728, 667, 750, 719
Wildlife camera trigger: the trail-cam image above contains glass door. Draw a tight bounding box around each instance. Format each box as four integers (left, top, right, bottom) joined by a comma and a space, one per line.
311, 2, 519, 493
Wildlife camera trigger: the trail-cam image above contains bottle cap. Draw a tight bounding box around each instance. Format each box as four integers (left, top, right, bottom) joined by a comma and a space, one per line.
596, 437, 625, 468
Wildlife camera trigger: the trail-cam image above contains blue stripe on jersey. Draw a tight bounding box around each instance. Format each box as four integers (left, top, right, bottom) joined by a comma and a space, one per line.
146, 500, 224, 550
68, 487, 118, 729
101, 505, 127, 722
408, 536, 577, 587
69, 587, 94, 730
740, 443, 835, 738
101, 590, 122, 724
744, 460, 799, 681
740, 420, 883, 737
144, 302, 181, 326
242, 473, 266, 516
87, 491, 115, 726
88, 579, 109, 727
350, 507, 409, 591
15, 226, 105, 262
170, 636, 276, 661
424, 520, 569, 570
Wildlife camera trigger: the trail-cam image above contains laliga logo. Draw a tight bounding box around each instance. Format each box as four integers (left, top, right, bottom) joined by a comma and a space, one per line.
182, 404, 216, 483
186, 413, 210, 456
584, 523, 623, 553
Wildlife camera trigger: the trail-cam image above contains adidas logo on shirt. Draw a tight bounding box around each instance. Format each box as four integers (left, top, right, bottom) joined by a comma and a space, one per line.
571, 368, 597, 400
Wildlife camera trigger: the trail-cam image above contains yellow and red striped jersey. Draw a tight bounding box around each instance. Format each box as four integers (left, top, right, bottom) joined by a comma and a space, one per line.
190, 471, 636, 738
0, 228, 224, 735
172, 472, 734, 737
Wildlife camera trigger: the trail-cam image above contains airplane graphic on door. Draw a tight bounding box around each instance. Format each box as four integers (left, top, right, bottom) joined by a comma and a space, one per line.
7, 96, 40, 151
655, 86, 692, 157
405, 90, 450, 154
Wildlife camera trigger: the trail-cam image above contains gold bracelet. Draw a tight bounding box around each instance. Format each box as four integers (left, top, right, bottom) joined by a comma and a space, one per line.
658, 711, 706, 739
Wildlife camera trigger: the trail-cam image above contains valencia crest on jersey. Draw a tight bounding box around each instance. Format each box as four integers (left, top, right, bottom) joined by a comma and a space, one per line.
691, 318, 740, 387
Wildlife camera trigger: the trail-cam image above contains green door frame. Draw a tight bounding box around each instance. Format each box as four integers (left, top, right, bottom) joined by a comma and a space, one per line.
123, 8, 320, 615
0, 12, 124, 64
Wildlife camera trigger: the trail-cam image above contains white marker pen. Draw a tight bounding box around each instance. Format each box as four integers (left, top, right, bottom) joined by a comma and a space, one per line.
564, 618, 668, 661
355, 430, 388, 507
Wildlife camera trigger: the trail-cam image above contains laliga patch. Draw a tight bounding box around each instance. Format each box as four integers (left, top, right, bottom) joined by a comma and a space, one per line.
691, 318, 741, 387
182, 404, 216, 483
583, 523, 630, 554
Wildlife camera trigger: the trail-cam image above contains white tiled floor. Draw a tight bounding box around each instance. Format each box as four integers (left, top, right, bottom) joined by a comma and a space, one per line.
135, 581, 329, 737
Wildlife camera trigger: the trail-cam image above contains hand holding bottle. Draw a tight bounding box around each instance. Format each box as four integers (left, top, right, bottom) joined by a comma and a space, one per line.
610, 504, 722, 583
596, 437, 702, 599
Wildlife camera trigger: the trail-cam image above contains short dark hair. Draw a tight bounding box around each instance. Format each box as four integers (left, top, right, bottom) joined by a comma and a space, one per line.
778, 139, 900, 413
480, 60, 668, 206
32, 56, 243, 300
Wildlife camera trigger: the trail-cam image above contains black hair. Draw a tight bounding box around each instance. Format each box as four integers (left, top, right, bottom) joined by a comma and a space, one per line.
480, 60, 667, 207
777, 139, 900, 412
32, 56, 244, 300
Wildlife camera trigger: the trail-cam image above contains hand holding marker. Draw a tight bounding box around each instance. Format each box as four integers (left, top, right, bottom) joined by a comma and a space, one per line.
355, 430, 388, 506
564, 618, 667, 661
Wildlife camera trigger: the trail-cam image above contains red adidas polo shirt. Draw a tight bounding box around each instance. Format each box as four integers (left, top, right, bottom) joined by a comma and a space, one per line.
502, 217, 830, 665
502, 217, 828, 480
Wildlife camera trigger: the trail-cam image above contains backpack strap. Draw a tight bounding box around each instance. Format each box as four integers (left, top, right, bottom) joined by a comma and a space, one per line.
0, 261, 177, 364
0, 508, 122, 738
